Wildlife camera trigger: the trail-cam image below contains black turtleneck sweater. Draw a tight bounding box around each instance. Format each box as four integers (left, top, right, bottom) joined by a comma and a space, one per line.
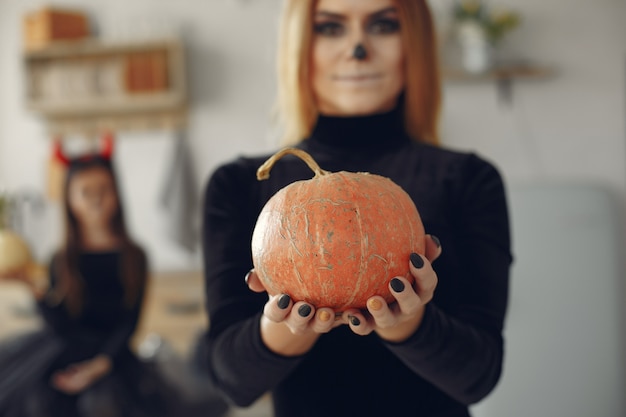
201, 108, 512, 417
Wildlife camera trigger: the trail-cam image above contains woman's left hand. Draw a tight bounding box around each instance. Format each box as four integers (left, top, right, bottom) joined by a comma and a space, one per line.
342, 234, 442, 343
51, 355, 112, 394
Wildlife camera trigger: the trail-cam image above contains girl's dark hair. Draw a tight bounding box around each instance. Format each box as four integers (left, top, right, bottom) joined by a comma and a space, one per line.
51, 155, 146, 317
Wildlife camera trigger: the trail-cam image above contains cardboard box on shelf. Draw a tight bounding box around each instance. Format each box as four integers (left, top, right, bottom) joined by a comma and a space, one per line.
124, 50, 169, 93
23, 7, 90, 50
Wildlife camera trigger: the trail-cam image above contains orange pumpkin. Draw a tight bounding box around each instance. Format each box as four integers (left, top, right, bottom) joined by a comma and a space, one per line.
251, 148, 425, 311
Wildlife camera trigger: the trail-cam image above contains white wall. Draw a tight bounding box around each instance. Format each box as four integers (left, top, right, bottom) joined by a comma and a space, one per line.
0, 0, 624, 273
472, 183, 626, 417
437, 0, 626, 194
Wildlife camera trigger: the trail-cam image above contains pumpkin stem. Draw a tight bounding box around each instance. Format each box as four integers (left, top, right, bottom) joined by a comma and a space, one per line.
257, 147, 330, 181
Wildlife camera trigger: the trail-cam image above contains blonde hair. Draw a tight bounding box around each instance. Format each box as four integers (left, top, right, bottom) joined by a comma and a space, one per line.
275, 0, 441, 146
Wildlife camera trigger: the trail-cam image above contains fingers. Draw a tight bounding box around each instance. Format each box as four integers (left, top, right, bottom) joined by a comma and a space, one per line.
365, 296, 395, 328
424, 234, 442, 263
389, 276, 423, 316
284, 302, 337, 335
342, 309, 373, 336
263, 293, 292, 322
408, 253, 438, 305
365, 277, 428, 343
345, 255, 439, 340
341, 271, 434, 338
245, 269, 266, 293
343, 307, 394, 336
287, 302, 315, 334
264, 294, 335, 335
289, 237, 442, 339
311, 307, 336, 333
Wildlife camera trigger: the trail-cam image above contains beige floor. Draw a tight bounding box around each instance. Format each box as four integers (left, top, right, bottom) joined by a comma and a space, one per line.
134, 270, 208, 356
0, 281, 43, 340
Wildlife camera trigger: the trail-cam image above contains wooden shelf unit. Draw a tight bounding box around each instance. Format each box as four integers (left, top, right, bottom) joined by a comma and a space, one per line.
23, 37, 187, 134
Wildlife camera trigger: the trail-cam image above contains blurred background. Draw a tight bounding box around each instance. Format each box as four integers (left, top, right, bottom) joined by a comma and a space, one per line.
0, 1, 624, 416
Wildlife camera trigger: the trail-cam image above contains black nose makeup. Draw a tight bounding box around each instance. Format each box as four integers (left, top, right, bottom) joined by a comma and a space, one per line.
353, 44, 367, 60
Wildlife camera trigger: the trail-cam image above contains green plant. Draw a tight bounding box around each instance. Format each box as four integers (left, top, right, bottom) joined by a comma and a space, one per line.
453, 0, 521, 44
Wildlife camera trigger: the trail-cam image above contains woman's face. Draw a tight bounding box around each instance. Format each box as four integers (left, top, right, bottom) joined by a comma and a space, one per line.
68, 166, 118, 229
311, 0, 405, 116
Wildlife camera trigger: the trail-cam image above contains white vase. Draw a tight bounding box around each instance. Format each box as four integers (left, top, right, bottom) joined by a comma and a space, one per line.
456, 21, 493, 74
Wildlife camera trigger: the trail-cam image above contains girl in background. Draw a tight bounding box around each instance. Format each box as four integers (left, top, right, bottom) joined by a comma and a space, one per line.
0, 138, 182, 417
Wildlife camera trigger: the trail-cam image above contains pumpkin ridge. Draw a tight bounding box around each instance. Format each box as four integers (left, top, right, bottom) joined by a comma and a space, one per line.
306, 197, 350, 206
342, 173, 367, 309
288, 238, 304, 258
291, 259, 309, 299
290, 189, 314, 301
370, 253, 390, 281
287, 220, 311, 301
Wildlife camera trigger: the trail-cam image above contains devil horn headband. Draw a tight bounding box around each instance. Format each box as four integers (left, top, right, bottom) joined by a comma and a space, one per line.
53, 132, 115, 167
101, 131, 114, 160
52, 137, 70, 166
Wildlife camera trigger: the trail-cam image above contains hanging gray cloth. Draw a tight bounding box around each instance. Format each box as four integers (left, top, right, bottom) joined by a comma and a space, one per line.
158, 131, 199, 253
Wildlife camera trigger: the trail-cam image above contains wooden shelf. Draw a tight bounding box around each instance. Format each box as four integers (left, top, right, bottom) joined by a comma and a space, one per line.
24, 37, 182, 58
442, 63, 556, 105
443, 63, 555, 82
45, 110, 187, 136
28, 91, 185, 116
23, 37, 187, 134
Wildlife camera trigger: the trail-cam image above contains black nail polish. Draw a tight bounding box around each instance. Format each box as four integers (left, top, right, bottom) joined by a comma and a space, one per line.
410, 253, 424, 269
244, 270, 253, 285
390, 278, 405, 293
349, 315, 361, 326
277, 294, 291, 309
298, 304, 312, 317
431, 235, 441, 248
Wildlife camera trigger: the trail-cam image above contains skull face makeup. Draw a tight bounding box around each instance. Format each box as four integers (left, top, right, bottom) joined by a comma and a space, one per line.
311, 0, 405, 116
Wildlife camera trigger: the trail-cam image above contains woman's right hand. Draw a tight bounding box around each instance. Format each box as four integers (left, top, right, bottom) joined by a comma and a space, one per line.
246, 270, 342, 356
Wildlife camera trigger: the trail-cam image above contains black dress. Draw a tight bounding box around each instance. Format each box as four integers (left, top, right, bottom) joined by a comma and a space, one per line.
201, 106, 513, 416
0, 251, 183, 417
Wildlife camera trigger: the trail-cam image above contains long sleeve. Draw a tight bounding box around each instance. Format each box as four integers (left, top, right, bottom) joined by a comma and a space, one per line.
202, 161, 304, 406
384, 154, 512, 405
37, 251, 148, 363
36, 256, 73, 336
99, 251, 147, 360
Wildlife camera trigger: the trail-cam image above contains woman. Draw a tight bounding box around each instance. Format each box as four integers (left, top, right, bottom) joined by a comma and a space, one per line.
201, 0, 512, 416
0, 141, 181, 417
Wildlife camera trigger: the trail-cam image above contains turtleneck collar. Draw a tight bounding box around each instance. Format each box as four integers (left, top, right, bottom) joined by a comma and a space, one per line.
307, 105, 410, 153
